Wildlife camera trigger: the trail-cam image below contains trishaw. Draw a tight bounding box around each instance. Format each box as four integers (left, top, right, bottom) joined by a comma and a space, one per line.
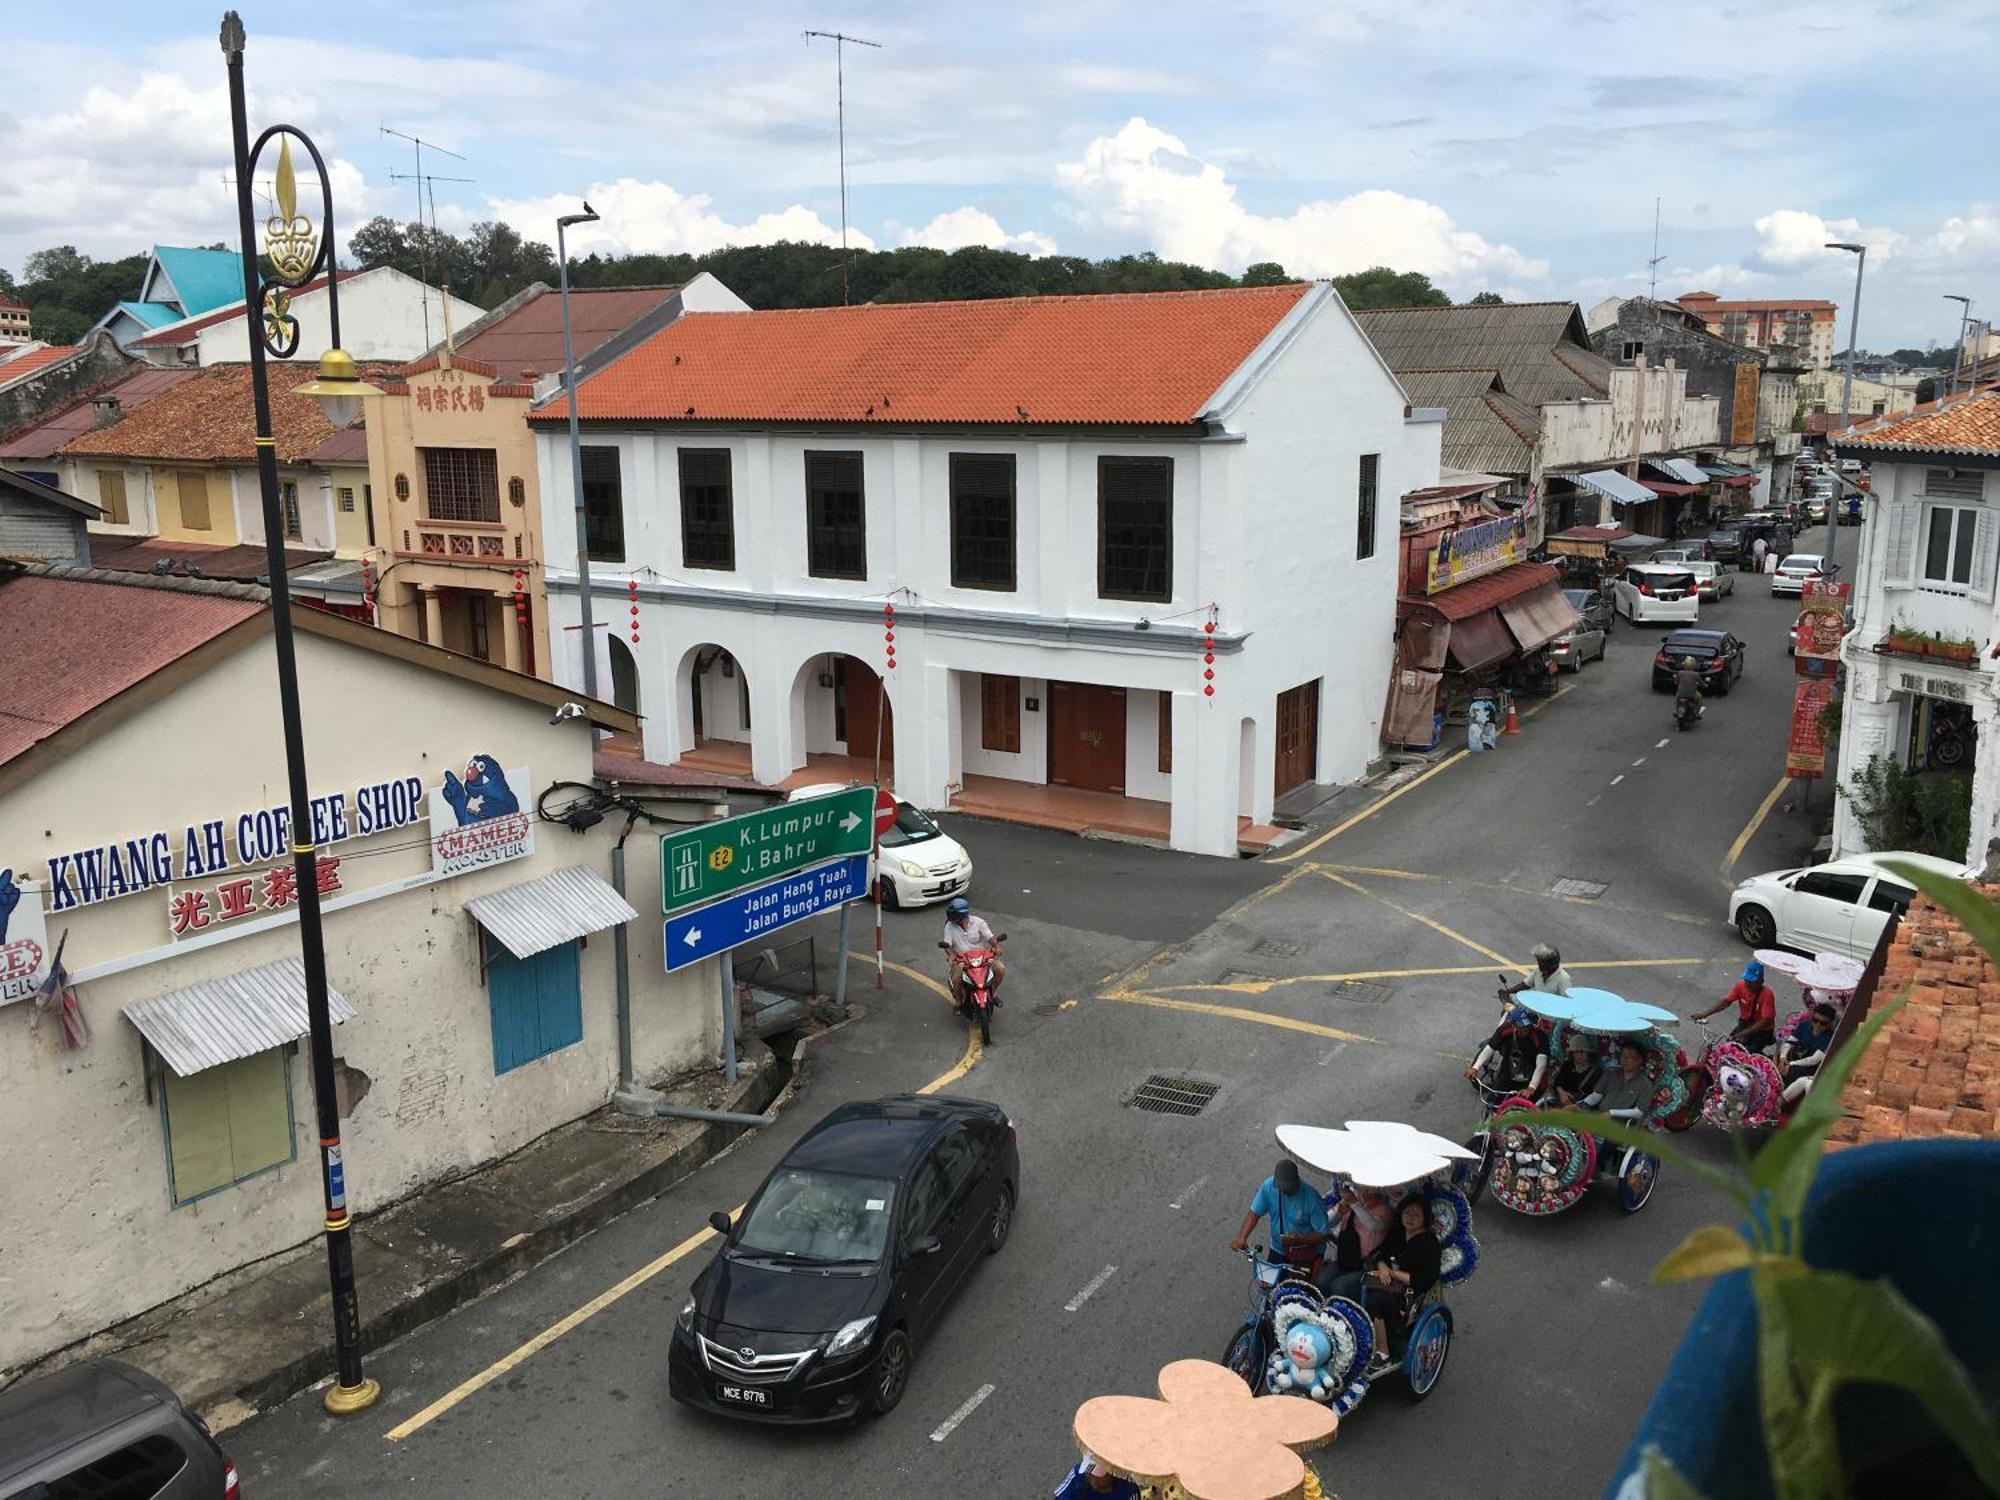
1484, 989, 1686, 1217
1223, 1122, 1480, 1416
1665, 950, 1861, 1131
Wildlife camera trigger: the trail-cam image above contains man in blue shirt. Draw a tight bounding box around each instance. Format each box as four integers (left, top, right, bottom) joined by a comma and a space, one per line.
1229, 1157, 1328, 1268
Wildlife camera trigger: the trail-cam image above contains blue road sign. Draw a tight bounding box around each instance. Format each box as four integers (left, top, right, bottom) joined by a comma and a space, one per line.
663, 854, 870, 972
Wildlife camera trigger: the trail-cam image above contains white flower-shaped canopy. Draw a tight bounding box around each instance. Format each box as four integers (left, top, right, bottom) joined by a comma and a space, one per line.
1517, 986, 1678, 1034
1796, 954, 1865, 992
1275, 1121, 1477, 1188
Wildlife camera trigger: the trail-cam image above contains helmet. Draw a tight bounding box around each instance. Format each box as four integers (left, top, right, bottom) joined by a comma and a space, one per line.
946, 897, 971, 918
1681, 657, 1699, 670
1743, 961, 1766, 984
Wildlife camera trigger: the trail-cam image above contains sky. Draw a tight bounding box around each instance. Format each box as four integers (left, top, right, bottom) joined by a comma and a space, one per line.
7, 0, 2000, 347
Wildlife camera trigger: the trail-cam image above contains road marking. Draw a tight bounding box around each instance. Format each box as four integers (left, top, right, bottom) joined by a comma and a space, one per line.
930, 1383, 997, 1442
1169, 1175, 1209, 1210
1587, 795, 1602, 807
1631, 757, 1647, 767
1318, 869, 1515, 966
386, 962, 980, 1444
1319, 863, 1438, 882
1103, 991, 1383, 1043
1656, 738, 1671, 749
1159, 957, 1708, 999
1721, 774, 1791, 881
1610, 774, 1625, 786
1065, 1264, 1119, 1312
1271, 751, 1468, 864
1318, 1043, 1348, 1066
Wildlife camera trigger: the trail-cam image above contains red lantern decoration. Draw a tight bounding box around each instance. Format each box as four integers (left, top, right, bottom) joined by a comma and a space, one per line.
1203, 684, 1214, 697
626, 578, 641, 645
1202, 610, 1219, 698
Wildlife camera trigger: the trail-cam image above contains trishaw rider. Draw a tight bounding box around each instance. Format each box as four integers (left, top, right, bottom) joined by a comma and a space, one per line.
1500, 943, 1572, 999
1229, 1157, 1328, 1274
1467, 1002, 1550, 1099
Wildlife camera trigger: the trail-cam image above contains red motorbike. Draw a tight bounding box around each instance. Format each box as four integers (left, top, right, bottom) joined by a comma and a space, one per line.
940, 939, 1005, 1043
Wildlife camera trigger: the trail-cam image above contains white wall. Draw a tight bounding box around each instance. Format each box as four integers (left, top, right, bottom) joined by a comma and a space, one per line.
184, 267, 484, 366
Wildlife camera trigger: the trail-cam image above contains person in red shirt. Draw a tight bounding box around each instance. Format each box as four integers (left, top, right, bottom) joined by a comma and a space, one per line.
1694, 961, 1778, 1053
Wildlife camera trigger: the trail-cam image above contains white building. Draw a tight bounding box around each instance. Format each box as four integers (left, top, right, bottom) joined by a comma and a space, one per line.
127, 266, 484, 369
1830, 392, 2000, 864
531, 284, 1443, 857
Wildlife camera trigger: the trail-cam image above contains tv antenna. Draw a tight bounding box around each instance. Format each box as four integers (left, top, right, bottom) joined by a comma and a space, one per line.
381, 124, 469, 347
1646, 196, 1666, 301
222, 174, 276, 217
804, 29, 881, 305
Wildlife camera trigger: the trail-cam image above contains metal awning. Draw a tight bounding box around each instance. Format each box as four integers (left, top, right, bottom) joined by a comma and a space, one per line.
1648, 457, 1709, 486
1640, 478, 1700, 497
465, 864, 638, 960
1566, 468, 1656, 506
125, 957, 355, 1078
1445, 610, 1515, 672
1500, 583, 1583, 654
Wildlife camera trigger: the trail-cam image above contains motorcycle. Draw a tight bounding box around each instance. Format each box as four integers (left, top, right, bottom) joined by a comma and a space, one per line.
1674, 695, 1702, 732
938, 938, 1005, 1043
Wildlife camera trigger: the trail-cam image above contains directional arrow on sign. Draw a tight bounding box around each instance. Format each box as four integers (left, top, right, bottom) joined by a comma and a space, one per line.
840, 811, 862, 833
684, 928, 702, 947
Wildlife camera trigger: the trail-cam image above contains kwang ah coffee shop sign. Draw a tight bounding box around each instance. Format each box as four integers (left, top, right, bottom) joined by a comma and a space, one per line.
25, 755, 533, 926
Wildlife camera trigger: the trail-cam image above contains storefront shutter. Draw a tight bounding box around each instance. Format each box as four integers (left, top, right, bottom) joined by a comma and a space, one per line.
1971, 508, 2000, 603
1881, 498, 1919, 586
164, 1050, 292, 1204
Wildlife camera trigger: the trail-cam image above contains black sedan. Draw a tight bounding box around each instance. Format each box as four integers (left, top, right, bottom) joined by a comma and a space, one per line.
670, 1094, 1018, 1424
1651, 629, 1746, 694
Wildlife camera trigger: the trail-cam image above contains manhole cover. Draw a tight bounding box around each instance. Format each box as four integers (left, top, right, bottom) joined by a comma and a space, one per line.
1549, 877, 1608, 901
1334, 980, 1391, 1004
1252, 936, 1301, 958
1128, 1075, 1221, 1116
1033, 1002, 1063, 1016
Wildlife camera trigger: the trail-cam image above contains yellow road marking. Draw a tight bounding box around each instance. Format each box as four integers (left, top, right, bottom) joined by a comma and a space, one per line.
1158, 956, 1710, 998
1319, 863, 1439, 882
1316, 869, 1517, 967
1270, 752, 1468, 864
386, 960, 980, 1443
1524, 682, 1574, 718
1721, 773, 1790, 881
1101, 991, 1382, 1044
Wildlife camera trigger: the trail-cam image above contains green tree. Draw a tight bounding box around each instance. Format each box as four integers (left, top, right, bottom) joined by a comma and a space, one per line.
1917, 377, 1939, 404
1240, 261, 1291, 286
1332, 265, 1451, 310
23, 245, 90, 284
1469, 290, 1504, 305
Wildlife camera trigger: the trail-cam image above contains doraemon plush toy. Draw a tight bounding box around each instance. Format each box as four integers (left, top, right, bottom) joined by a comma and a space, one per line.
441, 756, 521, 826
1268, 1311, 1339, 1402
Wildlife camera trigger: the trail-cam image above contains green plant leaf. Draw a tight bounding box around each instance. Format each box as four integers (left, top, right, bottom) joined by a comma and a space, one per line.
1638, 1445, 1712, 1500
1774, 1270, 2000, 1492
1495, 1105, 1749, 1205
1653, 1224, 1753, 1285
1882, 859, 2000, 964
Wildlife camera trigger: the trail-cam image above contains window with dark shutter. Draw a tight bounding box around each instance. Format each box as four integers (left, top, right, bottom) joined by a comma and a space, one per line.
950, 454, 1016, 590
1098, 457, 1172, 602
581, 446, 625, 563
806, 450, 867, 579
678, 448, 735, 570
980, 674, 1021, 753
1356, 453, 1380, 559
421, 446, 501, 523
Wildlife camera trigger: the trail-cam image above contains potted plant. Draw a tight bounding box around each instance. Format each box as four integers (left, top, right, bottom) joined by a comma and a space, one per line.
1883, 616, 1929, 657
1933, 632, 1979, 665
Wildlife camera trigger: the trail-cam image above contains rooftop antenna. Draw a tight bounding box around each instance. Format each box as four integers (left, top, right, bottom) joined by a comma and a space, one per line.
1646, 196, 1666, 301
381, 123, 468, 348
804, 29, 881, 306
222, 174, 277, 217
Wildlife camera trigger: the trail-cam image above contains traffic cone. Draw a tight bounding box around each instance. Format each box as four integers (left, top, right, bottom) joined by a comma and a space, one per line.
1502, 692, 1522, 736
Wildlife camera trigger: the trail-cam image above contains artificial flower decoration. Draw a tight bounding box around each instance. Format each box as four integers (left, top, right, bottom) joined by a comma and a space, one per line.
1073, 1358, 1337, 1500
1275, 1121, 1476, 1187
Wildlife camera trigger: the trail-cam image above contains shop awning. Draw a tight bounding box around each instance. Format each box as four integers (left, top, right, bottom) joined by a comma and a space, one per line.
1648, 457, 1710, 486
1499, 583, 1583, 653
125, 957, 355, 1078
465, 864, 638, 960
1640, 478, 1700, 497
1701, 462, 1759, 488
1566, 468, 1656, 507
1445, 610, 1515, 672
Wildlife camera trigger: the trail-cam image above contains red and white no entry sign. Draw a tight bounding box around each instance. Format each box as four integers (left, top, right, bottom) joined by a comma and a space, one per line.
874, 785, 898, 837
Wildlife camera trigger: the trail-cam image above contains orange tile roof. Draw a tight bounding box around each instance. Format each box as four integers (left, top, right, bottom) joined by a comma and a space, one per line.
1676, 295, 1837, 314
0, 346, 79, 385
531, 284, 1315, 428
55, 361, 398, 466
1825, 888, 2000, 1149
1841, 388, 2000, 456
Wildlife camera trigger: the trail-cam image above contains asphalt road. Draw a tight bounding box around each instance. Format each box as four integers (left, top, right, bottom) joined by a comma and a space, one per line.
228, 523, 1853, 1498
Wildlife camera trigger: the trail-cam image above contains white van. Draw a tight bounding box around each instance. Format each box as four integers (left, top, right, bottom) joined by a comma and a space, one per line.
1611, 564, 1701, 625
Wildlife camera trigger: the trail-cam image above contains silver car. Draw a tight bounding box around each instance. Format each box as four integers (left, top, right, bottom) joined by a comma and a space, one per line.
1549, 616, 1607, 670
1683, 560, 1735, 601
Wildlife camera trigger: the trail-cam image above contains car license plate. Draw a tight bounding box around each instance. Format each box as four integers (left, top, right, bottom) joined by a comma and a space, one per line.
718, 1384, 770, 1406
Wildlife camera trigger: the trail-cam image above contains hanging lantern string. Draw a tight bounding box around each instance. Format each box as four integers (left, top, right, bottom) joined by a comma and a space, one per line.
1202, 606, 1218, 698
627, 577, 641, 645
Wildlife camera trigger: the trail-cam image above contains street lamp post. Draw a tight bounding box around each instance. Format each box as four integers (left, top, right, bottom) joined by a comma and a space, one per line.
557, 206, 603, 704
1945, 294, 1973, 400
1824, 241, 1866, 565
221, 10, 381, 1416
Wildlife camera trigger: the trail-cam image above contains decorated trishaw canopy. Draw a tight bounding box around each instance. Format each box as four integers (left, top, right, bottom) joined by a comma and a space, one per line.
1275, 1121, 1476, 1188
1796, 955, 1865, 992
1517, 986, 1678, 1033
1752, 948, 1816, 979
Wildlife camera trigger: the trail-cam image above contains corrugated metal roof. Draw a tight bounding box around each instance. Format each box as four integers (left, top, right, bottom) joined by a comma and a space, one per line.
1396, 368, 1540, 475
124, 956, 355, 1077
1567, 468, 1655, 506
1651, 456, 1709, 486
1355, 302, 1613, 406
466, 864, 638, 959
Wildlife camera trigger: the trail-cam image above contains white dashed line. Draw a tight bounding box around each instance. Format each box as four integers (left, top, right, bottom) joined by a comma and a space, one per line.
1631, 757, 1647, 767
1610, 774, 1626, 786
930, 1383, 996, 1442
1586, 795, 1602, 807
1656, 738, 1671, 748
1169, 1175, 1209, 1210
1065, 1265, 1118, 1312
1318, 1043, 1348, 1066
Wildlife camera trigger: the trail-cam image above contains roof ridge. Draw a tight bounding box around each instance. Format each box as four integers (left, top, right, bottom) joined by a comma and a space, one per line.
17, 562, 270, 601
676, 284, 1311, 317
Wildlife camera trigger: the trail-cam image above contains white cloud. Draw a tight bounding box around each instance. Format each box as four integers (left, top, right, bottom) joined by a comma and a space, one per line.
1055, 117, 1545, 287
899, 207, 1057, 256
1752, 208, 1906, 266
485, 177, 873, 258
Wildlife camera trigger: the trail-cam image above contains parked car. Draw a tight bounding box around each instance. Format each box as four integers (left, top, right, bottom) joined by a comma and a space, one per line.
1652, 540, 1715, 565
788, 783, 971, 909
1651, 628, 1746, 694
0, 1358, 238, 1499
1549, 612, 1607, 671
1771, 553, 1837, 597
669, 1094, 1019, 1424
1799, 496, 1829, 525
1612, 564, 1701, 625
1729, 852, 1974, 957
1839, 458, 1865, 475
1706, 525, 1744, 565
1682, 560, 1735, 601
1563, 586, 1616, 634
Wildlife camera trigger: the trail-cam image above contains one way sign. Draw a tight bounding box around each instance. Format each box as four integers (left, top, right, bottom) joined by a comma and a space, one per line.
662, 854, 870, 972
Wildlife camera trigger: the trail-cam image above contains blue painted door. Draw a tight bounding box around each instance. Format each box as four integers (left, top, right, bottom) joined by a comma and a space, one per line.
488, 940, 584, 1075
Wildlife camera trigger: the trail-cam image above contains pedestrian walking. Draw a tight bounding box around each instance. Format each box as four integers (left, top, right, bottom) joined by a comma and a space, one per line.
1751, 534, 1768, 570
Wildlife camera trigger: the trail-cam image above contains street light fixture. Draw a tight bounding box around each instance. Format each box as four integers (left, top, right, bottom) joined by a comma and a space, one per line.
219, 9, 379, 1417
1944, 294, 1973, 400
557, 203, 602, 703
1823, 242, 1866, 563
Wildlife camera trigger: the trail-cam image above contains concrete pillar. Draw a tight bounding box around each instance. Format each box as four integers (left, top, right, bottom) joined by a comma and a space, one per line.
895, 657, 951, 808
1168, 689, 1240, 857
1829, 654, 1896, 859
421, 587, 443, 647
1965, 693, 2000, 868
747, 648, 797, 787
499, 592, 525, 673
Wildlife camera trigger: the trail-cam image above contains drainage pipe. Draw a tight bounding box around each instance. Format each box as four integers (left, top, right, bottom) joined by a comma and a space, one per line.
652, 1102, 775, 1128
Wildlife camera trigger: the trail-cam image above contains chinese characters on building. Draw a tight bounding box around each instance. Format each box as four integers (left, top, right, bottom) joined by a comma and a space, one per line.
168, 857, 343, 937
414, 383, 485, 414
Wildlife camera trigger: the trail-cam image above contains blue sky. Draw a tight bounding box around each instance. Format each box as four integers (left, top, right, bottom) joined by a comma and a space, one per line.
8, 0, 1999, 345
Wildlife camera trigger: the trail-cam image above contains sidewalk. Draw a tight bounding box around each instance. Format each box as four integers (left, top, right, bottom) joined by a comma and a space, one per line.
27, 1046, 797, 1427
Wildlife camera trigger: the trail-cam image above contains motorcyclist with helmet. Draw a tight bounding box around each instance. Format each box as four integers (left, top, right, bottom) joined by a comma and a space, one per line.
1674, 655, 1705, 722
942, 896, 1005, 1009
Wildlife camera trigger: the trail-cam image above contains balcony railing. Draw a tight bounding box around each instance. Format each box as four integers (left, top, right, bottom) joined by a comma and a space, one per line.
398, 518, 521, 563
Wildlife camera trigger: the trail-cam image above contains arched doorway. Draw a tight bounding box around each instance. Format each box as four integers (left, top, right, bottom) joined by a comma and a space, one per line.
674, 641, 752, 774
607, 635, 639, 714
788, 653, 894, 778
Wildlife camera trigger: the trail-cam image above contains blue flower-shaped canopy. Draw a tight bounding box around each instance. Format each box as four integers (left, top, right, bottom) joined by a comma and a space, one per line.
1516, 986, 1677, 1034
1276, 1121, 1477, 1188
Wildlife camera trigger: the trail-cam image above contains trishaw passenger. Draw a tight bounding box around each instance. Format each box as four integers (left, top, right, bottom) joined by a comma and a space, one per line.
1778, 1001, 1840, 1104
1551, 1033, 1605, 1108
1326, 1196, 1441, 1378
1594, 1040, 1654, 1122
1500, 944, 1571, 999
1693, 961, 1778, 1055
1229, 1158, 1328, 1272
1467, 1003, 1550, 1098
1327, 1181, 1394, 1277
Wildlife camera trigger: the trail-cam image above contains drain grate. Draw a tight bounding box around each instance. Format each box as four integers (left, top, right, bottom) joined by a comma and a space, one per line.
1550, 877, 1608, 901
1129, 1075, 1221, 1116
1334, 980, 1392, 1004
1033, 1002, 1063, 1016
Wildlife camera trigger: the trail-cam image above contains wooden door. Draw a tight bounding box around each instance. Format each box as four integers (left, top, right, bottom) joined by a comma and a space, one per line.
1048, 682, 1127, 793
1274, 680, 1321, 797
842, 659, 894, 763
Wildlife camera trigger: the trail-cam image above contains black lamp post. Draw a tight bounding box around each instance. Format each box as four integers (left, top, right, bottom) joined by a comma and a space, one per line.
220, 9, 380, 1416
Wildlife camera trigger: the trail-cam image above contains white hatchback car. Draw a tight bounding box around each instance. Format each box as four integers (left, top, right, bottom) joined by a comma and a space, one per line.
1729, 851, 1973, 958
1611, 564, 1700, 624
787, 783, 973, 909
1771, 554, 1835, 597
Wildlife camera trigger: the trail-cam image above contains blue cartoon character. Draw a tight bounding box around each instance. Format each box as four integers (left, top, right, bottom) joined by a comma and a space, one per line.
440, 756, 521, 826
1266, 1300, 1355, 1403
0, 868, 18, 945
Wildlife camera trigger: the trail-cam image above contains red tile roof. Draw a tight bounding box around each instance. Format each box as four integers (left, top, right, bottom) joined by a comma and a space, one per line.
0, 567, 264, 766
54, 361, 397, 465
1676, 295, 1837, 314
0, 346, 79, 386
0, 368, 197, 459
1840, 388, 2000, 456
531, 285, 1315, 428
0, 292, 25, 311
1826, 888, 2000, 1148
129, 270, 356, 348
593, 749, 767, 792
303, 425, 369, 465
1400, 560, 1561, 620
458, 285, 682, 383
89, 536, 331, 581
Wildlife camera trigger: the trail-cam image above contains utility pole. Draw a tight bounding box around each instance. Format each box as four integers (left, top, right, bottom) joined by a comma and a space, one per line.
1646, 196, 1665, 300
804, 29, 880, 305
1945, 295, 1973, 400
380, 124, 467, 348
1824, 242, 1866, 564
